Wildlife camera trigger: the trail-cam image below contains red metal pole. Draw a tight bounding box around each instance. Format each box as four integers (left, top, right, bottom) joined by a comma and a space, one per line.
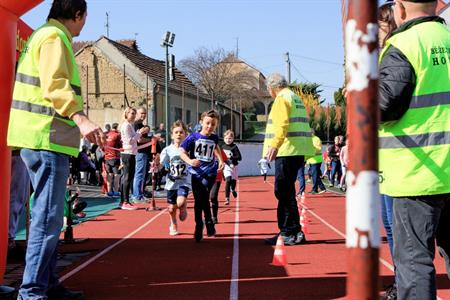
345, 0, 380, 299
0, 0, 43, 284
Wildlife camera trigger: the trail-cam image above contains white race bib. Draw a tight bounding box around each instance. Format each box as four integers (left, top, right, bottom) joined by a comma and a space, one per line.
169, 159, 187, 179
194, 138, 216, 162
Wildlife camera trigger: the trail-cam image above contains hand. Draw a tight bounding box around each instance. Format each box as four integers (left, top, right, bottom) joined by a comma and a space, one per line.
218, 161, 224, 171
190, 159, 201, 167
266, 147, 278, 162
72, 112, 105, 147
139, 127, 150, 134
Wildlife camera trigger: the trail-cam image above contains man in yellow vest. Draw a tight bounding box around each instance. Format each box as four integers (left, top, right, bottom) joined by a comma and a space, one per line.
263, 73, 314, 246
378, 0, 450, 299
7, 1, 104, 299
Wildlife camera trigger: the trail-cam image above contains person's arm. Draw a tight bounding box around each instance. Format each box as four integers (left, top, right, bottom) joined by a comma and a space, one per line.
214, 144, 224, 171
180, 149, 200, 167
379, 46, 416, 122
39, 34, 82, 118
233, 145, 242, 162
270, 96, 291, 149
160, 147, 169, 166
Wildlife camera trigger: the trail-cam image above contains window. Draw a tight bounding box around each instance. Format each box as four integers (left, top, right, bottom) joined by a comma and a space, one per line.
186, 110, 191, 125
174, 107, 182, 121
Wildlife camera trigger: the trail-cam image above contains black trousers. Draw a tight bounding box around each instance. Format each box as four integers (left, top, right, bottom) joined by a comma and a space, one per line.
210, 181, 221, 218
275, 155, 304, 236
192, 176, 216, 226
393, 195, 450, 300
120, 154, 135, 203
225, 177, 236, 198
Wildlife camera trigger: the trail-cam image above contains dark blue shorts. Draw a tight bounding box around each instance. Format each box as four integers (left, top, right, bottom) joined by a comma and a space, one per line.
167, 186, 190, 205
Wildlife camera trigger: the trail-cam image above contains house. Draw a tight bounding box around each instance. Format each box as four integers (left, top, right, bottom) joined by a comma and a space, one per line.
74, 36, 240, 136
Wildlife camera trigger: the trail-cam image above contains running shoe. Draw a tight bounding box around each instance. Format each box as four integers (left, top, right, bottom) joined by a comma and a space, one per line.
232, 190, 238, 198
179, 202, 188, 222
120, 202, 138, 210
224, 198, 230, 205
106, 191, 115, 197
169, 224, 178, 236
113, 191, 121, 197
318, 189, 326, 194
295, 231, 307, 244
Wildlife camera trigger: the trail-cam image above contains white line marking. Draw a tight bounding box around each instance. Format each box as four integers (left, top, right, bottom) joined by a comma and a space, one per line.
266, 181, 395, 270
60, 209, 167, 282
229, 180, 240, 300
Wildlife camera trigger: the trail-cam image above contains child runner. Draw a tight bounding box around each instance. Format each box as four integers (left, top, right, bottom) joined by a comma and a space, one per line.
221, 130, 242, 205
160, 121, 191, 236
258, 157, 271, 182
210, 149, 229, 224
180, 110, 224, 242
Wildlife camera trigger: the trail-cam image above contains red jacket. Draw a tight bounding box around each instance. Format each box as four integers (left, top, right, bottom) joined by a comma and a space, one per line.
104, 130, 122, 160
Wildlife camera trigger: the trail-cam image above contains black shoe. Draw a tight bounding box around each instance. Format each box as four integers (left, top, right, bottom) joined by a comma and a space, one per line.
232, 190, 238, 198
264, 234, 280, 245
205, 221, 216, 237
47, 285, 84, 300
212, 217, 218, 224
307, 191, 318, 195
194, 223, 204, 242
382, 284, 397, 300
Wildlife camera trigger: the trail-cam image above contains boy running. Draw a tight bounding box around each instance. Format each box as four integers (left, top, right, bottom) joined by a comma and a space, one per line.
160, 121, 191, 236
180, 110, 224, 242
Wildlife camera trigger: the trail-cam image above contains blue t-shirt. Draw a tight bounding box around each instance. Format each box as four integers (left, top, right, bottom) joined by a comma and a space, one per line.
181, 132, 219, 178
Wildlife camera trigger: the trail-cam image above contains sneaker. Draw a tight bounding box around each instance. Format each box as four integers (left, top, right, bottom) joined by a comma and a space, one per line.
113, 191, 121, 197
318, 189, 326, 194
307, 191, 318, 195
47, 285, 84, 300
169, 224, 178, 236
212, 217, 218, 224
106, 191, 115, 197
232, 190, 238, 198
131, 196, 145, 203
194, 223, 204, 242
205, 221, 216, 237
295, 231, 307, 244
328, 183, 334, 187
264, 233, 297, 246
224, 198, 230, 205
382, 284, 397, 300
179, 203, 188, 222
76, 212, 86, 218
120, 202, 138, 210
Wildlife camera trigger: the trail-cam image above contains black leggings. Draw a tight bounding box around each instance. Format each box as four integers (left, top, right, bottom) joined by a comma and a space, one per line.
192, 176, 215, 226
210, 181, 221, 218
225, 176, 236, 198
120, 154, 135, 203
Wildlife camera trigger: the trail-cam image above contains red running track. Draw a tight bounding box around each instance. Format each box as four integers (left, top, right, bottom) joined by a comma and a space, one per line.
57, 177, 450, 299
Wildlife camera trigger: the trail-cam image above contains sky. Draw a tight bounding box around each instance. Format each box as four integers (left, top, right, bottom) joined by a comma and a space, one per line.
22, 0, 381, 104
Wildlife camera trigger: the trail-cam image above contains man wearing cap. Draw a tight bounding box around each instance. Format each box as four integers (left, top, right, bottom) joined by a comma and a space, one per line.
378, 0, 450, 299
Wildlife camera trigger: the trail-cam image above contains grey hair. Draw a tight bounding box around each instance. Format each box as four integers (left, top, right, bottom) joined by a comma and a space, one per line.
266, 73, 288, 89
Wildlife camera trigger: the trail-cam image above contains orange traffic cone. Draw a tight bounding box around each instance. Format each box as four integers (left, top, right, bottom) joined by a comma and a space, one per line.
272, 235, 287, 266
300, 208, 309, 234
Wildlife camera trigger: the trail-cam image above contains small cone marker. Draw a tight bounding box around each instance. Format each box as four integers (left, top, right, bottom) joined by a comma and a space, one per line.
272, 235, 287, 266
300, 208, 309, 234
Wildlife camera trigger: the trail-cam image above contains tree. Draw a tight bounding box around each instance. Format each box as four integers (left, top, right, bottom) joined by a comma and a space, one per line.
334, 87, 347, 107
178, 47, 255, 104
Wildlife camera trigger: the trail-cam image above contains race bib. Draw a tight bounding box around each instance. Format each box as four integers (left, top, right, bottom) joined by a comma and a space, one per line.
194, 138, 216, 162
170, 159, 187, 179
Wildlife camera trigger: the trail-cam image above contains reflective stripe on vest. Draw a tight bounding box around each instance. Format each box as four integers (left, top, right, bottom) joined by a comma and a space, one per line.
378, 21, 450, 197
7, 22, 82, 157
262, 88, 315, 157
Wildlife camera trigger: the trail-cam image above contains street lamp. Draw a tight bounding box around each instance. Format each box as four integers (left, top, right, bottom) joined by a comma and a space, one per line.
161, 31, 175, 145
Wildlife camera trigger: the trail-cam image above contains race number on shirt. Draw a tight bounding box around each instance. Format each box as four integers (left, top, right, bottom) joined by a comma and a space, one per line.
170, 159, 187, 179
194, 138, 216, 162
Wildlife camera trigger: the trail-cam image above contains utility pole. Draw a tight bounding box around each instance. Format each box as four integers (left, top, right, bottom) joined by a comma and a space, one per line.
161, 31, 175, 145
236, 37, 239, 58
345, 0, 380, 299
105, 12, 110, 38
285, 52, 291, 84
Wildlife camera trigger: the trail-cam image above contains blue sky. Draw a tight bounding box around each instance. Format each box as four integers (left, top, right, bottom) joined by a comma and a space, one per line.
22, 0, 376, 104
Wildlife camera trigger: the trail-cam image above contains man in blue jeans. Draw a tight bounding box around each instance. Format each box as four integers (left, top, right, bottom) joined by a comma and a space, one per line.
132, 107, 153, 202
7, 1, 104, 299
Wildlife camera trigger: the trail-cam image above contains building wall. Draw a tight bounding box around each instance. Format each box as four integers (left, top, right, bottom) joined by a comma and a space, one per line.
76, 47, 151, 126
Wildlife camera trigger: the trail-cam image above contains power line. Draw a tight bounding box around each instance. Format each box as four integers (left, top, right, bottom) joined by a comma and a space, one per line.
290, 53, 342, 66
291, 61, 341, 89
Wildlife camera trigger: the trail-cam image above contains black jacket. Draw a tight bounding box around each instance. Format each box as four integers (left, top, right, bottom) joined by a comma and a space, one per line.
379, 16, 445, 122
221, 143, 242, 166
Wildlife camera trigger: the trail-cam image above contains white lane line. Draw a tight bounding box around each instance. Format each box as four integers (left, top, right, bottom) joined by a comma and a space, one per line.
266, 181, 396, 272
60, 209, 167, 282
229, 180, 240, 300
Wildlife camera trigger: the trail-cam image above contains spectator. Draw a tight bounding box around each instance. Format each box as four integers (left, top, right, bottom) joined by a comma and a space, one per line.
104, 123, 122, 197
327, 136, 342, 188
378, 0, 450, 299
